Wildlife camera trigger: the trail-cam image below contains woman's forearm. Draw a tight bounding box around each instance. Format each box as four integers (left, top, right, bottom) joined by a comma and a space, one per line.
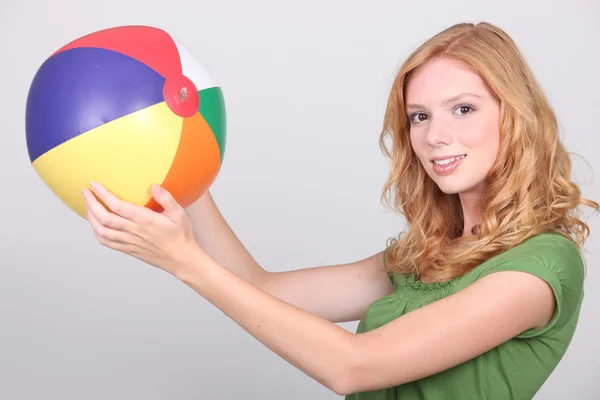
175, 245, 357, 395
185, 191, 268, 286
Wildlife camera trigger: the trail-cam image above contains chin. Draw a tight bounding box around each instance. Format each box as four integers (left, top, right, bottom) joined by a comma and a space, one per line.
433, 177, 487, 198
435, 182, 465, 195
429, 174, 474, 195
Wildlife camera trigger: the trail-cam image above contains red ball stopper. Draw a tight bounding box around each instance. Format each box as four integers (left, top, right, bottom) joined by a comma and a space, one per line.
163, 74, 199, 118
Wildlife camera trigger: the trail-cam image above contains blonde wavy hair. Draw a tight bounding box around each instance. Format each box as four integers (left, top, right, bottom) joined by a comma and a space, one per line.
380, 22, 598, 282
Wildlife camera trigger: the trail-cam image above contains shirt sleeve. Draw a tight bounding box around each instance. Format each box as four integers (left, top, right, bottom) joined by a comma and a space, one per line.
466, 233, 586, 339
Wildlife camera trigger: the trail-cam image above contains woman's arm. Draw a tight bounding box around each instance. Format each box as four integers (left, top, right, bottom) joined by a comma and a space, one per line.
176, 245, 556, 396
81, 182, 555, 395
185, 191, 394, 323
185, 191, 266, 285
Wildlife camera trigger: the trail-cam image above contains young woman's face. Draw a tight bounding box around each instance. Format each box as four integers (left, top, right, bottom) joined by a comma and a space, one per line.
405, 57, 501, 199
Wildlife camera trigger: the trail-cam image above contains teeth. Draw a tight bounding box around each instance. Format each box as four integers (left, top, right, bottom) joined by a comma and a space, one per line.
433, 155, 465, 166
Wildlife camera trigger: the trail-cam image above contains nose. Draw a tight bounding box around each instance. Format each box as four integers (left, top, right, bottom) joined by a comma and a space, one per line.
426, 118, 453, 147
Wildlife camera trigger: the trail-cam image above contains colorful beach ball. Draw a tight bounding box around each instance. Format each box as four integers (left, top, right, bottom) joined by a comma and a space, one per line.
25, 25, 226, 219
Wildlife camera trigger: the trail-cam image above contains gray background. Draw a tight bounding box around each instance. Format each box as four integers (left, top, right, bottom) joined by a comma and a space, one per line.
1, 0, 599, 399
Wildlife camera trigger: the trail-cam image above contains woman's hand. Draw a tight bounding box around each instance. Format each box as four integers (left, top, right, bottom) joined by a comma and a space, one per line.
81, 181, 200, 276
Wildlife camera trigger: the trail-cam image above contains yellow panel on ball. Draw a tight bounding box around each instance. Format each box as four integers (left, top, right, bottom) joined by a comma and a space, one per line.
32, 102, 183, 218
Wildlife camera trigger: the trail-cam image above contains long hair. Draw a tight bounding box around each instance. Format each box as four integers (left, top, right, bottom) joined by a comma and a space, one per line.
380, 22, 598, 282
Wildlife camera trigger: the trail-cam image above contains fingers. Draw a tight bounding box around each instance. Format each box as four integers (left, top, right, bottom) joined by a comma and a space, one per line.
88, 181, 153, 223
86, 206, 129, 243
85, 193, 142, 253
82, 187, 136, 233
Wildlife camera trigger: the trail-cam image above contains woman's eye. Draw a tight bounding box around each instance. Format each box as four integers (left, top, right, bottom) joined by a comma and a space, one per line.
455, 105, 474, 115
410, 113, 428, 123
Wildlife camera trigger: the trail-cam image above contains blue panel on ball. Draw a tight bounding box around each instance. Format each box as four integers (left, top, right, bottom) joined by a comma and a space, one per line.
25, 47, 166, 162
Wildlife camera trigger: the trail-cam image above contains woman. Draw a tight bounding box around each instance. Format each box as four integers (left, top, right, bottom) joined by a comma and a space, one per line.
81, 22, 598, 399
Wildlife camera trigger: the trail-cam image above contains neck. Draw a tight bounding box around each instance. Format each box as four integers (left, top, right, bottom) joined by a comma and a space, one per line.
459, 192, 483, 237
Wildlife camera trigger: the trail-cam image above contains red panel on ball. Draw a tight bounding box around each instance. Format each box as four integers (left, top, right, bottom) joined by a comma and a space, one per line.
52, 25, 183, 79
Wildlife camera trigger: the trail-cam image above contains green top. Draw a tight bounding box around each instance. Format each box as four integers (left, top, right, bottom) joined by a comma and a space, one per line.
346, 232, 585, 400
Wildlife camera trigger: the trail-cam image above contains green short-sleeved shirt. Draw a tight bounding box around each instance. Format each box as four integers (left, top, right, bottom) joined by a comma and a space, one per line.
346, 232, 585, 400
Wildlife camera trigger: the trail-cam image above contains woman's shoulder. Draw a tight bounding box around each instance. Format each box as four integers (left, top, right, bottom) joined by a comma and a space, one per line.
462, 231, 585, 287
456, 231, 587, 339
494, 232, 582, 266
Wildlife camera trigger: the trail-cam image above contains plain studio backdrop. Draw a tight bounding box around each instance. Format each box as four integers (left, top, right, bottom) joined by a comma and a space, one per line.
1, 0, 598, 399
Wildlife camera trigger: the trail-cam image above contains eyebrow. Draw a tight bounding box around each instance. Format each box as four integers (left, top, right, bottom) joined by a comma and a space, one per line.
405, 92, 482, 110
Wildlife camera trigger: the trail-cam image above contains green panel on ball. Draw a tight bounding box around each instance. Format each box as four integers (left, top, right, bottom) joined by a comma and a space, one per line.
199, 86, 226, 164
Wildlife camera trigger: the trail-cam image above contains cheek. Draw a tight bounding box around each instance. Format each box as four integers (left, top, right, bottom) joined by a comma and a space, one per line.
458, 117, 500, 157
409, 131, 429, 163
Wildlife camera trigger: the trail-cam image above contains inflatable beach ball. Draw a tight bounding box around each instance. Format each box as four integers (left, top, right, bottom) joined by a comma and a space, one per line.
25, 25, 226, 219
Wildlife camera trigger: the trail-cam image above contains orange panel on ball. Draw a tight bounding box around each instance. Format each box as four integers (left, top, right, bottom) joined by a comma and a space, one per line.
146, 112, 221, 212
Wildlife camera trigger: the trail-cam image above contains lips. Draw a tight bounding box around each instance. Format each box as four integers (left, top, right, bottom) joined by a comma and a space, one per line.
430, 154, 466, 175
430, 154, 467, 163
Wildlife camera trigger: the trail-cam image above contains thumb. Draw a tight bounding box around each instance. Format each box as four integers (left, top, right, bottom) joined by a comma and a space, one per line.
151, 184, 181, 215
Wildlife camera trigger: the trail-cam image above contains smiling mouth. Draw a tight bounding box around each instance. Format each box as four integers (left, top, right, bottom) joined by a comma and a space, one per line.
431, 154, 466, 166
